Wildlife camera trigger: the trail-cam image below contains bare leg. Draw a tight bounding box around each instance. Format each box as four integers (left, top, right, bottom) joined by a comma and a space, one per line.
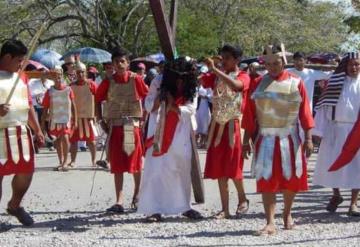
217, 177, 230, 218
333, 188, 341, 197
233, 179, 248, 214
114, 173, 124, 205
54, 138, 63, 165
62, 135, 70, 166
87, 141, 96, 167
133, 171, 141, 200
283, 190, 296, 230
8, 174, 33, 209
257, 193, 277, 235
350, 189, 359, 208
233, 179, 247, 204
68, 141, 78, 167
326, 188, 344, 212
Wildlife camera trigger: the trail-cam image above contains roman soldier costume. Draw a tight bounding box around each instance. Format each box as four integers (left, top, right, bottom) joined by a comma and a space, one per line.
70, 62, 97, 142
202, 67, 250, 180
242, 45, 314, 192
0, 71, 34, 175
96, 70, 148, 174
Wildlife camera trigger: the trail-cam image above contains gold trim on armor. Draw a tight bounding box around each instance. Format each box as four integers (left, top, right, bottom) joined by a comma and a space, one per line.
20, 125, 31, 162
0, 129, 7, 164
84, 119, 90, 138
123, 125, 135, 156
8, 127, 20, 164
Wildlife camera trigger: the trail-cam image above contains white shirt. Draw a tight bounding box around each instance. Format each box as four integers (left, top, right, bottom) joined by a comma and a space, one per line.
287, 68, 330, 111
28, 78, 54, 107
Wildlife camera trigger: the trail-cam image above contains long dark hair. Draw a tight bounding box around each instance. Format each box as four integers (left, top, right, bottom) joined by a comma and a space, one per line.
160, 57, 198, 102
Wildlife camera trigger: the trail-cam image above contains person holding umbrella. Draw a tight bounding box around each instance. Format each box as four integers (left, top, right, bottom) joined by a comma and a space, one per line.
96, 48, 148, 213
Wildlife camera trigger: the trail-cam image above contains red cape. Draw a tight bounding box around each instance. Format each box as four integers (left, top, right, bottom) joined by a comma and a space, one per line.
328, 113, 360, 171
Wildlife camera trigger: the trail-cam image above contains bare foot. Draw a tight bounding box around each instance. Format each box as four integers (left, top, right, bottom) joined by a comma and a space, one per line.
283, 214, 295, 230
213, 211, 230, 219
254, 224, 277, 236
61, 163, 70, 172
67, 162, 75, 168
236, 199, 249, 216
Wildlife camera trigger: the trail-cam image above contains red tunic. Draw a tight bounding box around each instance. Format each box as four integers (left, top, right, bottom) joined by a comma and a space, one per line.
0, 73, 35, 176
70, 80, 97, 142
202, 71, 250, 179
96, 71, 148, 174
42, 84, 75, 137
242, 70, 314, 193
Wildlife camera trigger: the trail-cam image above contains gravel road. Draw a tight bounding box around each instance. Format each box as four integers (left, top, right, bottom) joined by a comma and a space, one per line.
0, 150, 359, 247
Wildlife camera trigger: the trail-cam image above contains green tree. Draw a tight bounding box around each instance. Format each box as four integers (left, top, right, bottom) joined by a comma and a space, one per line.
0, 0, 352, 57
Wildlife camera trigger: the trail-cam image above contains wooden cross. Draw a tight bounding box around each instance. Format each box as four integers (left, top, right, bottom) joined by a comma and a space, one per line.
149, 0, 177, 61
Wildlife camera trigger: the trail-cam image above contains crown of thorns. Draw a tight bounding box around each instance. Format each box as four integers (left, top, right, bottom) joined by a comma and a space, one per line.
165, 56, 196, 76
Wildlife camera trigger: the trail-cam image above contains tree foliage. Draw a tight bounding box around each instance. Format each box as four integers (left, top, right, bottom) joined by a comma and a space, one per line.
0, 0, 351, 57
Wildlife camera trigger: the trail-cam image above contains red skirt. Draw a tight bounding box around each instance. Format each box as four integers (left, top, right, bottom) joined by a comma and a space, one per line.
108, 126, 143, 174
70, 119, 96, 142
204, 120, 244, 179
0, 126, 34, 176
48, 122, 72, 138
255, 135, 308, 193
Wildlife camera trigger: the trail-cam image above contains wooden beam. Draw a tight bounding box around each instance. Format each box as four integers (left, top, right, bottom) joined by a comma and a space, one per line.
169, 0, 177, 43
149, 0, 176, 60
255, 63, 337, 72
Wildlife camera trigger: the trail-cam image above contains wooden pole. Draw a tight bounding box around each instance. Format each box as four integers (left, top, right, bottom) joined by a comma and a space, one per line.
5, 21, 48, 104
169, 0, 178, 43
149, 0, 176, 60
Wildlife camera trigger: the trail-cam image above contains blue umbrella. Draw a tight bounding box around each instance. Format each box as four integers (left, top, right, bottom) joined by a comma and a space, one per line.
31, 48, 63, 69
61, 47, 111, 64
146, 52, 165, 63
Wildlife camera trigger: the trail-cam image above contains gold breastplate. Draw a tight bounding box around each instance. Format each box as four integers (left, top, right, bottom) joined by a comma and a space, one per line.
71, 83, 95, 118
103, 74, 143, 120
252, 74, 301, 129
0, 72, 29, 128
212, 72, 242, 125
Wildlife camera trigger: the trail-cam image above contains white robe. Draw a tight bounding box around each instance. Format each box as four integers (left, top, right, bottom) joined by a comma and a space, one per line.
28, 78, 54, 107
287, 68, 331, 142
138, 76, 197, 215
313, 75, 360, 189
196, 86, 212, 135
287, 68, 330, 112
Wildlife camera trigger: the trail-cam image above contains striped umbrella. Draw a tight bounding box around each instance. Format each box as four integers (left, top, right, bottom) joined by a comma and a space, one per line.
61, 47, 111, 64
